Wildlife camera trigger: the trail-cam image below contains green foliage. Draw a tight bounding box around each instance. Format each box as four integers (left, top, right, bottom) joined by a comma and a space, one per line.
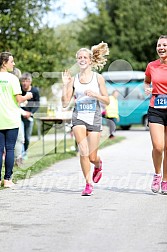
0, 0, 81, 93
0, 0, 51, 51
27, 21, 81, 90
1, 0, 167, 95
78, 0, 167, 71
0, 0, 56, 91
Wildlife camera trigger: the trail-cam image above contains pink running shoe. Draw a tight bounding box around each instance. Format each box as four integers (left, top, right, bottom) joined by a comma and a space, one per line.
161, 181, 167, 195
82, 183, 93, 196
93, 160, 102, 183
151, 174, 162, 193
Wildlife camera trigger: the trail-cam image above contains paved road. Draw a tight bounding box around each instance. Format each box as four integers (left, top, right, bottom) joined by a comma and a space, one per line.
0, 128, 167, 252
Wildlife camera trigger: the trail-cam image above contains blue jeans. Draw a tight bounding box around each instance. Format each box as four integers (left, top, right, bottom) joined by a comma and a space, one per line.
0, 128, 19, 180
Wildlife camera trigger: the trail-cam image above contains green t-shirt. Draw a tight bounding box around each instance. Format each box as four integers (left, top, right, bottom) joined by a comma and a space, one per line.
0, 72, 22, 130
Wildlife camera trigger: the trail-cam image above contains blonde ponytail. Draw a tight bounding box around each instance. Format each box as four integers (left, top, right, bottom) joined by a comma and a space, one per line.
91, 41, 109, 71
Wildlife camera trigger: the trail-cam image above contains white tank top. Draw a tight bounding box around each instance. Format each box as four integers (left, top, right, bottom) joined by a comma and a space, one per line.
73, 72, 101, 125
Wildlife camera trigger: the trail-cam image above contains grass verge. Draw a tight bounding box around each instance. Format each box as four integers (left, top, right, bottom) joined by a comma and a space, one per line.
1, 135, 125, 186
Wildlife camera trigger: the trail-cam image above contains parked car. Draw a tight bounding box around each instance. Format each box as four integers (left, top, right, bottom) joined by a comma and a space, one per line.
102, 71, 150, 130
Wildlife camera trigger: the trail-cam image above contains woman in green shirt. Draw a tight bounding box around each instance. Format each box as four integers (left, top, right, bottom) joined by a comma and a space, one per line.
0, 52, 32, 188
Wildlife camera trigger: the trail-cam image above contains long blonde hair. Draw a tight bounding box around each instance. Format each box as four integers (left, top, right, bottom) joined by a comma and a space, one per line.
76, 41, 109, 71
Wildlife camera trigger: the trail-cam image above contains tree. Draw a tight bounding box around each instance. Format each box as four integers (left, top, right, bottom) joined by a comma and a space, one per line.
0, 0, 58, 90
16, 22, 81, 90
78, 0, 167, 71
0, 0, 52, 52
0, 0, 81, 91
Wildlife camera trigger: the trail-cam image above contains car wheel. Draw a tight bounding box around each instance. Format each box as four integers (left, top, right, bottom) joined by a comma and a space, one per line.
120, 125, 131, 130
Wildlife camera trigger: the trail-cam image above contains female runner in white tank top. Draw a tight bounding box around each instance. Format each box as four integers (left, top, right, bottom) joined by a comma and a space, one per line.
62, 42, 110, 196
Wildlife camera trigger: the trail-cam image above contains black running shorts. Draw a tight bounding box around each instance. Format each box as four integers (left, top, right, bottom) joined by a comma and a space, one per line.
147, 106, 167, 126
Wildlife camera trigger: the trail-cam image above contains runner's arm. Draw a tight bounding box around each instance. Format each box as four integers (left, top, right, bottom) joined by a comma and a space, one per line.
144, 75, 152, 95
61, 70, 74, 108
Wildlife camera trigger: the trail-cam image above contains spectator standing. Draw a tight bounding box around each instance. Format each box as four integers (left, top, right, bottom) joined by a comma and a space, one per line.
105, 90, 119, 138
0, 52, 32, 187
20, 72, 40, 158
